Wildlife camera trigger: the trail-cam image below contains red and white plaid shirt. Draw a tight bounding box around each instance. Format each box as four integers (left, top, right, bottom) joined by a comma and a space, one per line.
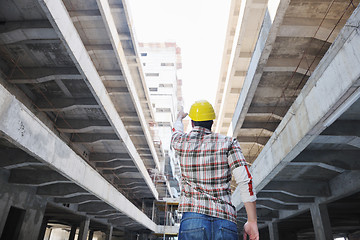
171, 120, 256, 223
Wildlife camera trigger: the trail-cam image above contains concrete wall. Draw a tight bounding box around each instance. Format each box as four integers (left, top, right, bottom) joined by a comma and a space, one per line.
0, 171, 47, 240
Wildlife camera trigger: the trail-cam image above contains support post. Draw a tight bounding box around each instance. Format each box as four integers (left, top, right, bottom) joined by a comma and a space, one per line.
0, 200, 11, 237
19, 206, 47, 240
78, 217, 90, 240
105, 225, 113, 240
268, 222, 279, 240
151, 201, 155, 222
37, 217, 48, 240
88, 229, 94, 240
68, 225, 77, 240
310, 203, 333, 240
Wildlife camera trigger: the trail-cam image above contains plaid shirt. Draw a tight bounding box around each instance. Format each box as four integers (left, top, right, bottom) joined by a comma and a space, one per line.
171, 121, 255, 223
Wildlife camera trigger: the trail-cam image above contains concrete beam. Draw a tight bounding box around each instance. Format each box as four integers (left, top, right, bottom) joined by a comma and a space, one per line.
288, 162, 346, 173
262, 181, 331, 197
293, 150, 360, 170
269, 171, 360, 224
97, 0, 160, 171
54, 195, 102, 205
37, 183, 89, 197
55, 119, 112, 133
36, 98, 100, 112
248, 106, 288, 119
242, 122, 279, 132
237, 136, 270, 146
102, 167, 138, 175
89, 153, 130, 162
9, 169, 70, 186
230, 0, 292, 137
8, 74, 83, 84
37, 0, 159, 200
263, 57, 319, 76
321, 120, 360, 136
257, 200, 298, 210
215, 0, 268, 133
0, 20, 57, 44
7, 67, 80, 80
78, 202, 112, 213
0, 148, 44, 169
95, 160, 135, 169
0, 82, 156, 231
313, 135, 360, 148
70, 133, 119, 143
256, 192, 314, 204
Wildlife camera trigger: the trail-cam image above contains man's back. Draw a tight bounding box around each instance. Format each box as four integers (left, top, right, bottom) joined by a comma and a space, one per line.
172, 125, 249, 223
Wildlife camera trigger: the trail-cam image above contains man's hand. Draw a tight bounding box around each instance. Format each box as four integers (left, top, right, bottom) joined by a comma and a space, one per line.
243, 221, 259, 240
177, 110, 188, 120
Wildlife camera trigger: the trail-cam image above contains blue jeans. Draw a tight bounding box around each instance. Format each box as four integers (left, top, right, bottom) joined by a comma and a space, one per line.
178, 212, 238, 240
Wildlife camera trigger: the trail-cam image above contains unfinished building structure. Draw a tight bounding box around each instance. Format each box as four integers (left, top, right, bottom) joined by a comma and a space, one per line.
0, 0, 178, 239
1, 0, 360, 239
215, 0, 360, 239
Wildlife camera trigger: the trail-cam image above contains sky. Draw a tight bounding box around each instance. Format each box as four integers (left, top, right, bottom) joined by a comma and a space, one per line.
127, 0, 231, 112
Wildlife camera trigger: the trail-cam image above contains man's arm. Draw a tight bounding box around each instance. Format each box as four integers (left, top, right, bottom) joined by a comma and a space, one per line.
228, 138, 259, 240
173, 110, 187, 133
243, 202, 259, 240
170, 111, 188, 151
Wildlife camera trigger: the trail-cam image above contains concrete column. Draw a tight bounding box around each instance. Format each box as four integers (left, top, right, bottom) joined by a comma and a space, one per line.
105, 225, 113, 240
37, 217, 48, 240
151, 201, 155, 222
19, 207, 47, 240
268, 222, 279, 240
310, 203, 333, 240
44, 228, 52, 240
78, 218, 90, 240
0, 199, 11, 237
68, 225, 77, 240
88, 230, 94, 240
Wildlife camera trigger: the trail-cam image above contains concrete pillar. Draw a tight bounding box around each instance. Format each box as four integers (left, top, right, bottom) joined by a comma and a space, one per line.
105, 225, 113, 240
88, 230, 94, 240
78, 218, 90, 240
0, 199, 11, 237
19, 206, 47, 240
268, 222, 279, 240
44, 228, 52, 240
310, 203, 333, 240
37, 217, 48, 240
68, 225, 77, 240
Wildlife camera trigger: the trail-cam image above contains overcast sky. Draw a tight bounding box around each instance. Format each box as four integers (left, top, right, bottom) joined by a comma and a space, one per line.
127, 0, 231, 112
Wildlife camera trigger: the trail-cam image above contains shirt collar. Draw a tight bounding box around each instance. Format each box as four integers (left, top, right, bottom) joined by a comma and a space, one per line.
191, 126, 212, 134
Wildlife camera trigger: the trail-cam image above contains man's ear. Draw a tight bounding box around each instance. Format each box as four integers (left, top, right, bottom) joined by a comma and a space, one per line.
191, 120, 194, 127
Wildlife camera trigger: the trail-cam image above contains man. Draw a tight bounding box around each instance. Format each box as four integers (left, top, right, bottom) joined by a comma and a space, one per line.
171, 100, 259, 240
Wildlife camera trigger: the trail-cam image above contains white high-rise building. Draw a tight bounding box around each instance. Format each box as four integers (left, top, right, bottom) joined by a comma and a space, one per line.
138, 42, 183, 197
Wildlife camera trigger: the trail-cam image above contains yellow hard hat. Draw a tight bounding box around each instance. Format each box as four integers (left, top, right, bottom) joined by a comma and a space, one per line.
188, 100, 216, 121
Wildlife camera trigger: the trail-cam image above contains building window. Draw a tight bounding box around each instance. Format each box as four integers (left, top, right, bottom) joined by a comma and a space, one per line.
143, 63, 146, 66
156, 108, 171, 112
161, 63, 175, 66
159, 84, 173, 88
158, 122, 171, 127
141, 53, 147, 56
145, 73, 159, 77
149, 88, 158, 92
